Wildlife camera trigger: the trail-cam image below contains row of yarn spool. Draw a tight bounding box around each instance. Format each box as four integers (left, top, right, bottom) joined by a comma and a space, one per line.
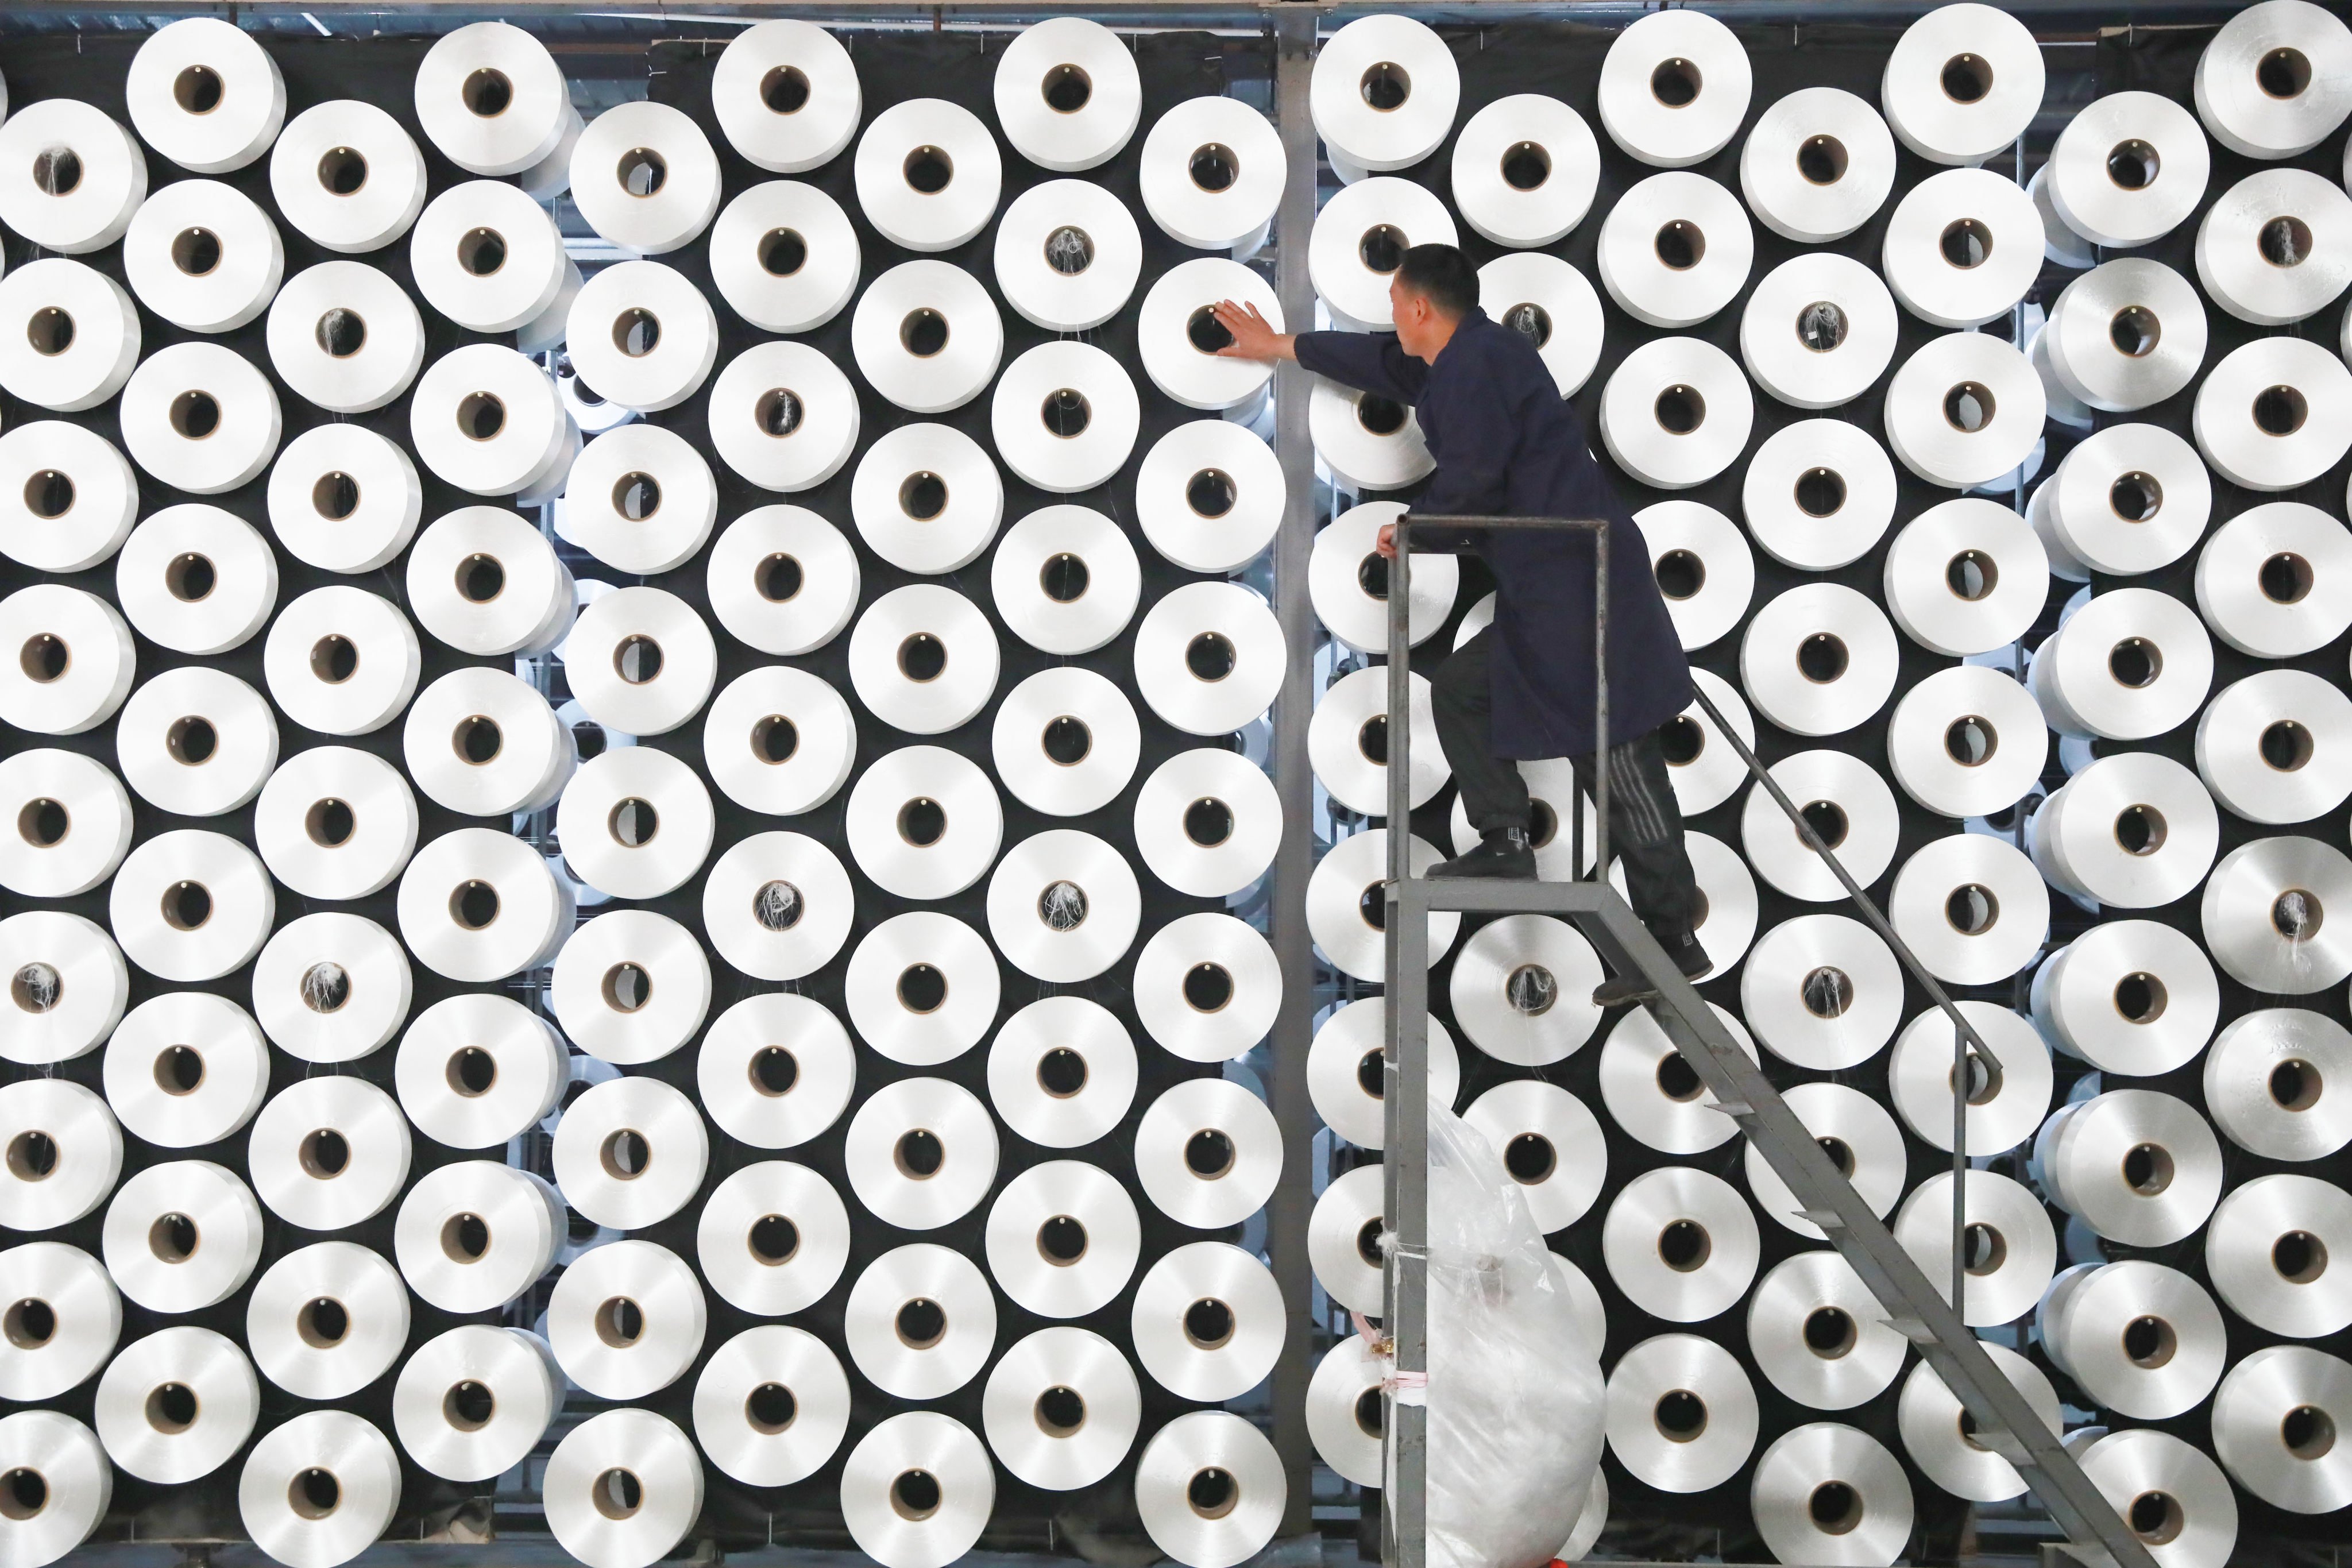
1290, 3, 2352, 1565
0, 14, 1323, 1568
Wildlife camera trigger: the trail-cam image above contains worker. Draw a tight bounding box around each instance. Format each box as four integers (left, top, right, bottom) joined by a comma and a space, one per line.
1211, 244, 1708, 1006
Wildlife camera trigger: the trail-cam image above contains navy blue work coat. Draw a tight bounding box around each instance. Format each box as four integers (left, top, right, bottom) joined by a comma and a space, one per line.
1297, 310, 1694, 760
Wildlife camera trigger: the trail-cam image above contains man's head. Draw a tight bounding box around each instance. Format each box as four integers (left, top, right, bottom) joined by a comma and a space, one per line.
1388, 243, 1478, 360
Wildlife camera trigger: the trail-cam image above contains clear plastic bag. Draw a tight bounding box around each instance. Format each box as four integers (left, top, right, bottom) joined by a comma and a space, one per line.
1398, 1102, 1606, 1568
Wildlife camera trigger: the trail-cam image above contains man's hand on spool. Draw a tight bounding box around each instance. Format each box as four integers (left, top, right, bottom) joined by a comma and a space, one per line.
1374, 522, 1398, 558
1209, 300, 1295, 362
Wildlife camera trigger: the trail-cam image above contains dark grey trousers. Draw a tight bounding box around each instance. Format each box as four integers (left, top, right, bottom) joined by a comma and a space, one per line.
1428, 628, 1701, 931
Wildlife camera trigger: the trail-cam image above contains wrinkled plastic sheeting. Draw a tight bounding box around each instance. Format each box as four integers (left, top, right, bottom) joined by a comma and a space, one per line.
1400, 1103, 1605, 1568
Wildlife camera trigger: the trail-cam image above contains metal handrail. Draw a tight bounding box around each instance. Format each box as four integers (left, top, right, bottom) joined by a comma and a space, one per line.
1377, 511, 2160, 1568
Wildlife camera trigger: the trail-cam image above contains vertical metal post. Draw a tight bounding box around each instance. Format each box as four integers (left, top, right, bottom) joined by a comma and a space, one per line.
1383, 525, 1427, 1568
1266, 10, 1321, 1543
1953, 1025, 1969, 1324
1590, 526, 1609, 882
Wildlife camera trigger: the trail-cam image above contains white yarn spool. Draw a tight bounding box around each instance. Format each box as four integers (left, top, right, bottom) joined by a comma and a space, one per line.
115, 667, 279, 817
395, 992, 565, 1150
236, 1411, 401, 1568
249, 913, 411, 1066
712, 22, 860, 172
991, 339, 1140, 495
2205, 1009, 2352, 1165
2030, 918, 2218, 1075
843, 1078, 998, 1230
1447, 913, 1603, 1065
0, 588, 133, 739
1310, 16, 1458, 172
0, 102, 146, 253
1881, 832, 2050, 982
1888, 1001, 2052, 1155
2046, 424, 2209, 575
2044, 260, 2207, 412
1738, 583, 1899, 737
990, 667, 1141, 818
844, 747, 1002, 902
1310, 665, 1444, 817
2195, 501, 2352, 658
127, 17, 285, 172
245, 1243, 408, 1401
1138, 420, 1285, 573
1897, 1345, 2060, 1503
1661, 671, 1754, 816
563, 261, 719, 413
1597, 10, 1751, 168
1880, 168, 2044, 328
1307, 1163, 1385, 1313
2043, 1261, 2224, 1419
1881, 331, 2045, 489
1134, 913, 1284, 1062
392, 1162, 562, 1314
696, 994, 856, 1150
2029, 588, 2212, 741
1140, 96, 1284, 252
1739, 418, 1897, 569
0, 750, 132, 899
0, 422, 136, 573
2199, 836, 2352, 994
0, 1080, 120, 1223
2196, 168, 2352, 325
1451, 95, 1598, 249
409, 180, 566, 333
2032, 752, 2219, 909
1598, 171, 1754, 329
101, 1159, 264, 1313
987, 997, 1137, 1150
550, 909, 713, 1063
843, 915, 999, 1069
409, 344, 567, 497
556, 747, 714, 899
997, 179, 1142, 333
701, 667, 856, 820
851, 424, 1003, 574
1133, 581, 1285, 736
414, 22, 569, 175
264, 261, 426, 415
706, 508, 861, 657
1750, 1424, 1914, 1568
1743, 1081, 1909, 1241
268, 101, 427, 254
558, 424, 719, 576
1740, 914, 1902, 1071
851, 260, 1003, 415
2196, 0, 2352, 158
1138, 257, 1276, 410
546, 1239, 707, 1400
569, 101, 721, 254
2193, 337, 2352, 491
0, 261, 140, 412
2196, 670, 2352, 824
982, 1326, 1140, 1493
704, 345, 857, 501
543, 1409, 705, 1568
401, 666, 570, 817
1478, 252, 1605, 398
986, 831, 1141, 983
2212, 1345, 2352, 1514
694, 1324, 851, 1491
853, 98, 1002, 252
396, 827, 572, 982
1133, 748, 1281, 899
1736, 752, 1896, 908
1310, 376, 1432, 492
2047, 91, 2210, 249
1308, 177, 1458, 330
1130, 1241, 1284, 1402
2205, 1173, 2352, 1339
252, 747, 418, 901
118, 343, 281, 496
1881, 4, 2045, 165
1604, 1334, 1758, 1494
1739, 87, 1897, 244
1304, 501, 1450, 654
1596, 999, 1756, 1156
694, 1163, 851, 1322
1308, 997, 1459, 1152
708, 180, 860, 333
1744, 1252, 1908, 1411
109, 830, 274, 983
2078, 1428, 2238, 1568
123, 180, 283, 334
1131, 1076, 1281, 1231
1738, 252, 1900, 411
92, 1326, 257, 1485
2041, 1090, 2223, 1248
565, 587, 718, 736
266, 427, 422, 575
1597, 335, 1753, 489
550, 1076, 709, 1231
985, 1161, 1142, 1320
246, 1076, 411, 1234
1882, 497, 2049, 656
1894, 1168, 2056, 1326
840, 1413, 992, 1568
0, 1245, 118, 1401
701, 831, 853, 984
113, 505, 276, 658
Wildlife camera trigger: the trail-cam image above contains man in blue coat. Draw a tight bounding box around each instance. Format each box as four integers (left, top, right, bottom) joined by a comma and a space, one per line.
1214, 244, 1709, 1003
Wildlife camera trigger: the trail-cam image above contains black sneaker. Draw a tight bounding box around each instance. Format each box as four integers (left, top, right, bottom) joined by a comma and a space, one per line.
1592, 925, 1714, 1007
1428, 829, 1535, 880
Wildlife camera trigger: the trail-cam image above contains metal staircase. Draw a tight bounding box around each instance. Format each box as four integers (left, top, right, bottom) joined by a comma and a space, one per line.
1374, 515, 2156, 1568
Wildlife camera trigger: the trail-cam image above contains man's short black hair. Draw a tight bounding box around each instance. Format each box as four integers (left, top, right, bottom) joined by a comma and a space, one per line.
1395, 244, 1480, 318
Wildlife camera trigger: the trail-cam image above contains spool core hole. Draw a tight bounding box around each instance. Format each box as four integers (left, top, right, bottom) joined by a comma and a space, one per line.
165, 715, 218, 765
899, 308, 949, 358
1797, 134, 1848, 186
2256, 383, 2308, 439
461, 67, 512, 117
1964, 1222, 2006, 1275
2261, 216, 2315, 269
296, 1296, 350, 1349
1653, 384, 1705, 434
316, 146, 367, 195
1799, 798, 1849, 849
593, 1296, 644, 1349
456, 227, 506, 277
2260, 47, 2314, 99
450, 879, 500, 930
1939, 217, 1992, 269
1658, 715, 1705, 766
1941, 53, 1994, 103
1036, 1385, 1086, 1437
456, 392, 504, 441
0, 1470, 42, 1523
1503, 301, 1551, 347
2270, 1058, 2323, 1112
168, 391, 221, 441
170, 227, 221, 277
2107, 637, 2162, 688
1803, 1306, 1857, 1359
2261, 552, 2316, 604
299, 1128, 350, 1179
1654, 220, 1704, 271
896, 964, 948, 1015
617, 148, 666, 199
149, 1211, 199, 1263
21, 470, 72, 521
1797, 632, 1849, 684
162, 879, 213, 930
2114, 804, 2167, 856
593, 1469, 643, 1521
891, 1470, 940, 1521
1650, 58, 1701, 107
1505, 963, 1557, 1016
1503, 1133, 1555, 1184
1189, 144, 1237, 192
441, 1212, 491, 1262
24, 307, 72, 357
447, 1046, 497, 1098
2128, 1491, 2184, 1545
1041, 388, 1091, 438
1657, 1218, 1710, 1272
304, 797, 356, 848
1037, 1214, 1088, 1264
1183, 1297, 1235, 1348
751, 1047, 799, 1097
762, 66, 812, 114
1187, 631, 1237, 682
2276, 1229, 2328, 1283
2110, 307, 2161, 358
1801, 965, 1853, 1019
1654, 1390, 1707, 1441
1184, 961, 1235, 1013
15, 797, 67, 848
302, 962, 350, 1014
1945, 883, 1999, 936
2261, 720, 2315, 771
1945, 716, 1996, 767
2284, 1405, 2336, 1461
748, 1214, 799, 1264
1045, 225, 1094, 277
444, 1381, 495, 1431
611, 308, 660, 358
1360, 62, 1410, 111
1654, 549, 1705, 601
1947, 549, 1999, 601
903, 146, 953, 194
895, 1296, 947, 1347
615, 634, 663, 685
1809, 1482, 1864, 1536
1500, 140, 1550, 191
1944, 381, 1995, 432
1185, 1127, 1235, 1178
1037, 1048, 1088, 1098
1655, 1052, 1703, 1103
1043, 64, 1092, 113
759, 227, 807, 276
2113, 971, 2166, 1024
4, 1131, 56, 1180
746, 1382, 797, 1434
3, 1299, 55, 1352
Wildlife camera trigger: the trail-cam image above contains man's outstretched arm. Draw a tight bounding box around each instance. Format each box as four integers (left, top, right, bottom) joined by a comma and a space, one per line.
1210, 299, 1427, 405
